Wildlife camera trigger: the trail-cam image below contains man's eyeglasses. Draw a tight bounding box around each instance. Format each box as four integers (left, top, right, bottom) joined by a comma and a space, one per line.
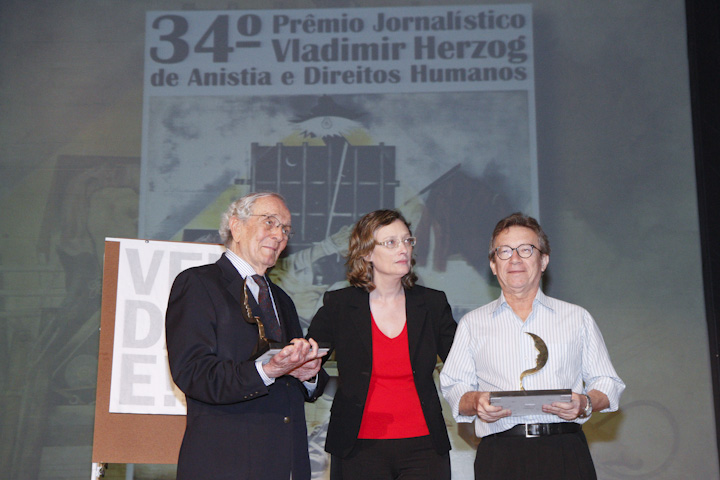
249, 214, 294, 239
494, 244, 542, 260
376, 237, 417, 249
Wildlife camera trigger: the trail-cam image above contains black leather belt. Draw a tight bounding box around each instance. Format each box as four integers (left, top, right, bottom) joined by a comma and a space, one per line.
494, 423, 582, 438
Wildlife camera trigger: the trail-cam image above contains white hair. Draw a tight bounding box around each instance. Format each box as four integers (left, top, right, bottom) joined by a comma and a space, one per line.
218, 192, 286, 247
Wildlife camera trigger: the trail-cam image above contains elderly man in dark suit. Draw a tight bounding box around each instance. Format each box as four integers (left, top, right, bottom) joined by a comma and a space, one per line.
166, 192, 328, 480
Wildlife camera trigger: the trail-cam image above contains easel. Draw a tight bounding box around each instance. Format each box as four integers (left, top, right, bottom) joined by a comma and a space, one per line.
90, 240, 186, 478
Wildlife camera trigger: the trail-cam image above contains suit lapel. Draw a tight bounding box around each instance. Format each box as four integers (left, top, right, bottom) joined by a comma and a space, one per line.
218, 254, 246, 306
217, 254, 265, 328
347, 288, 373, 358
405, 287, 429, 365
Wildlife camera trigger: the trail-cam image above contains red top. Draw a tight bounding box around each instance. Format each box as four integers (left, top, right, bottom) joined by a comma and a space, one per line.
357, 316, 430, 439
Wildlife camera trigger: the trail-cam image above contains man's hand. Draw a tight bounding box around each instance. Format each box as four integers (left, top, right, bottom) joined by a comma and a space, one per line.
289, 357, 322, 382
262, 337, 326, 380
544, 390, 609, 420
459, 391, 511, 423
543, 392, 584, 420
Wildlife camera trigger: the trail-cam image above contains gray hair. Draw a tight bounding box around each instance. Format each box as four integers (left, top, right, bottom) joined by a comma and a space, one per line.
218, 192, 286, 248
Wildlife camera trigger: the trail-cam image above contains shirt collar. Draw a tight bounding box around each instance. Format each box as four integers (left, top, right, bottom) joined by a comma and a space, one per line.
492, 289, 554, 315
534, 289, 553, 312
224, 250, 268, 299
225, 249, 261, 279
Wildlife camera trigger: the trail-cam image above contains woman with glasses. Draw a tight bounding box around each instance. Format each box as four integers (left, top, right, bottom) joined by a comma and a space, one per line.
308, 209, 457, 480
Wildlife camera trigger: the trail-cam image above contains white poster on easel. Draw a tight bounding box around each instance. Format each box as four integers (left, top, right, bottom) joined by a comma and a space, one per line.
107, 237, 224, 414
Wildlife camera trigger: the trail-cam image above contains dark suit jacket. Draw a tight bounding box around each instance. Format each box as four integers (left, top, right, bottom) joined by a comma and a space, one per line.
307, 285, 457, 458
166, 253, 328, 480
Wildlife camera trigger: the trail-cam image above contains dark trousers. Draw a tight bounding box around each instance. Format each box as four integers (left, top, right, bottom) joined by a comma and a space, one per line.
474, 430, 597, 480
339, 435, 450, 480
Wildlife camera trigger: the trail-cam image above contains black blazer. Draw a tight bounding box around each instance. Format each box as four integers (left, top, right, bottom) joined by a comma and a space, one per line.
307, 285, 457, 458
166, 253, 328, 480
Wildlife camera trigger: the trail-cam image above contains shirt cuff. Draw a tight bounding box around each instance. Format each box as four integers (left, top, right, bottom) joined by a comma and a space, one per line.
303, 375, 318, 395
587, 377, 625, 412
255, 360, 276, 386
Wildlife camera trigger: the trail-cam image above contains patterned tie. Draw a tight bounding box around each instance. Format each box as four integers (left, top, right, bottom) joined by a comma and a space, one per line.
251, 274, 282, 342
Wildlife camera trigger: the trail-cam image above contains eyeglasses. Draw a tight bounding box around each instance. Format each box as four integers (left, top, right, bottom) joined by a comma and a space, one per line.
249, 214, 294, 239
376, 237, 417, 249
494, 244, 542, 260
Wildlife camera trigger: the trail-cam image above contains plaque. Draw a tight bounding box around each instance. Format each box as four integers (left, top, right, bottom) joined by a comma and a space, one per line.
489, 332, 572, 416
254, 344, 331, 363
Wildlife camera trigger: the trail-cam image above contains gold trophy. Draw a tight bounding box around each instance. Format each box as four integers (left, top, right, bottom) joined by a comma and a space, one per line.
239, 277, 282, 361
520, 333, 548, 390
489, 332, 571, 416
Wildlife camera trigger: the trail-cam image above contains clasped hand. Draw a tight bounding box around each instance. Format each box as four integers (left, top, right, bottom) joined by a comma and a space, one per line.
461, 392, 511, 423
461, 391, 585, 422
541, 392, 584, 420
262, 337, 326, 382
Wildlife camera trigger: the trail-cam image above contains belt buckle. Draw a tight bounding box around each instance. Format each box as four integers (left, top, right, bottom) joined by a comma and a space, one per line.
524, 424, 541, 438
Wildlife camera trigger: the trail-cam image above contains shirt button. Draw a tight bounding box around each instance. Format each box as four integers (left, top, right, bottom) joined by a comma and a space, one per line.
284, 416, 291, 424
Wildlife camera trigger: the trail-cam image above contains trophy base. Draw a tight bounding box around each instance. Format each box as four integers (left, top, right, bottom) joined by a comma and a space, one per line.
489, 389, 572, 416
253, 342, 331, 363
251, 342, 287, 362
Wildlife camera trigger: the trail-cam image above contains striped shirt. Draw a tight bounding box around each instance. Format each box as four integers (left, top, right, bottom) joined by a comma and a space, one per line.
439, 289, 625, 438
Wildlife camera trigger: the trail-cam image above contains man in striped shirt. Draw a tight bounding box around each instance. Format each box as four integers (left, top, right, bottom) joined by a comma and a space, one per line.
440, 212, 624, 480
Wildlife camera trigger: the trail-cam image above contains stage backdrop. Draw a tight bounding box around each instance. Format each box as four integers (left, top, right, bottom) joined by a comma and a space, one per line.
0, 1, 714, 479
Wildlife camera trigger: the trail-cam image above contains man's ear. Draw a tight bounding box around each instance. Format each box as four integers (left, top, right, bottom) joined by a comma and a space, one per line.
229, 216, 242, 241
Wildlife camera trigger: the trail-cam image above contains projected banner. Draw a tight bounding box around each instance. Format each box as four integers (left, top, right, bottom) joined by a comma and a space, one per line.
144, 5, 532, 96
138, 6, 538, 315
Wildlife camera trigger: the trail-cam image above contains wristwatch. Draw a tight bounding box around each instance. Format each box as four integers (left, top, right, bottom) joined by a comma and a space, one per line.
581, 394, 593, 418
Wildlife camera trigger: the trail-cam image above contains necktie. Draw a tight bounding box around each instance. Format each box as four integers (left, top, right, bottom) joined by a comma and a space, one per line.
251, 274, 282, 342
